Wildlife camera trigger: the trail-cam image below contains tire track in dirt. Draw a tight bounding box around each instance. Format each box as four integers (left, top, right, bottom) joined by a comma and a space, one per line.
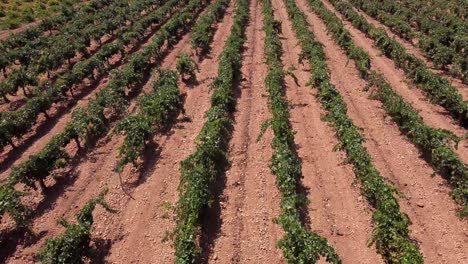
4, 3, 228, 262
319, 1, 468, 144
271, 0, 383, 262
351, 7, 468, 100
296, 1, 468, 263
209, 0, 283, 262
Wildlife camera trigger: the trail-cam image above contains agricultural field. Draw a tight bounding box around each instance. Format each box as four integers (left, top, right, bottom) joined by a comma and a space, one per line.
0, 0, 466, 263
0, 0, 81, 30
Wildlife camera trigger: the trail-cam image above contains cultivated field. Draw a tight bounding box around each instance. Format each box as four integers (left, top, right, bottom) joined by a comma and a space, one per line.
0, 0, 466, 263
0, 0, 82, 30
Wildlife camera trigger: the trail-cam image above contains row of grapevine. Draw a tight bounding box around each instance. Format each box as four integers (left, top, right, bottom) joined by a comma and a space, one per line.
191, 0, 231, 54
399, 0, 466, 21
349, 0, 467, 82
325, 0, 468, 215
0, 0, 112, 71
285, 0, 424, 262
173, 0, 250, 262
0, 0, 82, 30
0, 0, 205, 232
0, 0, 120, 77
0, 0, 181, 153
32, 1, 230, 260
37, 189, 116, 264
115, 0, 232, 173
326, 0, 468, 127
261, 0, 341, 262
0, 0, 149, 102
114, 69, 183, 172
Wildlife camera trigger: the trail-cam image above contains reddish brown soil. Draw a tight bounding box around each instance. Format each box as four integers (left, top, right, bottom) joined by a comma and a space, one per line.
0, 34, 115, 112
210, 1, 283, 263
299, 1, 468, 263
3, 2, 234, 263
352, 8, 468, 100
1, 1, 467, 263
320, 0, 468, 163
0, 8, 147, 112
271, 0, 384, 262
0, 21, 40, 40
98, 6, 235, 263
0, 15, 175, 180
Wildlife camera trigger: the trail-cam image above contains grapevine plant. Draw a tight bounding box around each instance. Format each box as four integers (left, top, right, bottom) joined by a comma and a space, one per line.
114, 69, 183, 172
324, 0, 468, 216
328, 0, 468, 127
37, 189, 117, 264
0, 0, 206, 231
283, 0, 428, 262
261, 0, 341, 262
173, 0, 250, 262
176, 53, 200, 83
191, 0, 231, 55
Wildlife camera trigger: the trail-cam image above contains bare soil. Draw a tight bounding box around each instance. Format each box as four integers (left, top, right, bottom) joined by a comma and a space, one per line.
210, 1, 283, 263
1, 1, 467, 263
320, 0, 468, 163
301, 1, 468, 263
0, 21, 40, 40
271, 0, 384, 262
352, 7, 468, 100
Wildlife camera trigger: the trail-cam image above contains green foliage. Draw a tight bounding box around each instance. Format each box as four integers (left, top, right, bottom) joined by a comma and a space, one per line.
349, 0, 467, 82
327, 0, 468, 216
173, 0, 250, 262
114, 115, 152, 172
114, 69, 182, 172
0, 0, 203, 230
330, 0, 468, 127
261, 0, 341, 263
0, 0, 169, 152
37, 188, 117, 264
0, 0, 79, 30
368, 72, 468, 213
191, 0, 230, 54
176, 53, 199, 82
290, 0, 424, 262
0, 183, 31, 231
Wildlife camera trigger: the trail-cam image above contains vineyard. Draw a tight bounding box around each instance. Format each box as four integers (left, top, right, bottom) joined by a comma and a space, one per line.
0, 0, 466, 263
0, 0, 82, 31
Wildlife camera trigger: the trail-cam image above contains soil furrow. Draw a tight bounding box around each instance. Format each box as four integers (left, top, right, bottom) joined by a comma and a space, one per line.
92, 5, 235, 264
296, 0, 468, 263
0, 21, 40, 40
270, 0, 383, 262
3, 3, 228, 262
0, 10, 177, 179
319, 1, 468, 144
0, 31, 117, 111
351, 7, 468, 100
209, 0, 283, 262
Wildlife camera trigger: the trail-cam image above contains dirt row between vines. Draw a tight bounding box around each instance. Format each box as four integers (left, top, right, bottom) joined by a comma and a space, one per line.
350, 7, 468, 101
3, 1, 226, 262
0, 5, 175, 179
273, 0, 383, 262
0, 32, 117, 112
0, 8, 180, 255
2, 0, 467, 263
320, 0, 468, 162
301, 0, 467, 263
210, 0, 283, 262
0, 21, 40, 41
